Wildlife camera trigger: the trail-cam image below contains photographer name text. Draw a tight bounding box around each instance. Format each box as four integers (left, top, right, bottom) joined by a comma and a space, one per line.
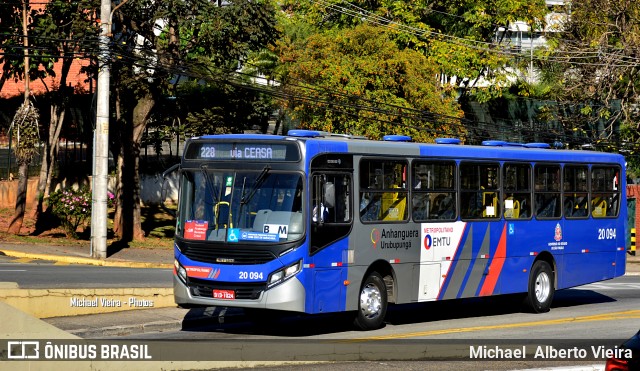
470, 345, 632, 360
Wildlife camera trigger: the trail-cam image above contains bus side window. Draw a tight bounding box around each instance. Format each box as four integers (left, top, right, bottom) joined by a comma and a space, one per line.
411, 161, 456, 221
460, 162, 499, 220
563, 165, 588, 219
591, 166, 620, 218
360, 159, 408, 222
534, 164, 561, 219
503, 163, 531, 220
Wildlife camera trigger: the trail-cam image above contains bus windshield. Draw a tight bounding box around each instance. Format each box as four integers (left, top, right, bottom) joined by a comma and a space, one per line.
177, 168, 304, 243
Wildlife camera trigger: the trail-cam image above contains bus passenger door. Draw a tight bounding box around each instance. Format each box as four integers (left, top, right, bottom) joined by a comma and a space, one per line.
310, 173, 353, 254
310, 172, 353, 313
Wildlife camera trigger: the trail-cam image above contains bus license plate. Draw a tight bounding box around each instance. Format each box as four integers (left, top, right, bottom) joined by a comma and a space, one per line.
213, 289, 235, 300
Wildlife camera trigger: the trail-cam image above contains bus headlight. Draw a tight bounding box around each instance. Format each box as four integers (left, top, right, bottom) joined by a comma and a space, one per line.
175, 260, 187, 283
268, 260, 302, 288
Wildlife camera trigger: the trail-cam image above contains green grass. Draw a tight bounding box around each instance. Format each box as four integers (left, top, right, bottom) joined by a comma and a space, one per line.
0, 205, 176, 250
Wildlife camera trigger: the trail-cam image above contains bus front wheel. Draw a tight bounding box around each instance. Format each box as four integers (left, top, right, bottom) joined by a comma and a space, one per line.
524, 260, 554, 313
354, 272, 388, 331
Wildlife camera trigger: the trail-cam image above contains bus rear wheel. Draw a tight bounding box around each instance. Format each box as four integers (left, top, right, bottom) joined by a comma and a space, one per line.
524, 260, 554, 313
354, 272, 388, 331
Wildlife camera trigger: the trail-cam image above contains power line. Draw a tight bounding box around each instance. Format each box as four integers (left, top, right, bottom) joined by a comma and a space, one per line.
310, 0, 640, 68
0, 1, 629, 151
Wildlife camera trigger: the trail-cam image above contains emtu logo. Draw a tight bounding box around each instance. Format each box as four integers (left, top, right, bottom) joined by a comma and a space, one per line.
424, 234, 432, 250
370, 228, 381, 249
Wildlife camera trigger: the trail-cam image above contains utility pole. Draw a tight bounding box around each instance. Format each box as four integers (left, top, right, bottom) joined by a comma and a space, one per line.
91, 0, 111, 258
22, 0, 29, 103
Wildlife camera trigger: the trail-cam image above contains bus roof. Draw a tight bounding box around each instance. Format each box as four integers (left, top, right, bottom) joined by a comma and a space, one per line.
191, 131, 625, 165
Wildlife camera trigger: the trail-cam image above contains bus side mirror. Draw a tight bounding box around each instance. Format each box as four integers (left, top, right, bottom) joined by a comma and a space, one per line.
162, 163, 180, 217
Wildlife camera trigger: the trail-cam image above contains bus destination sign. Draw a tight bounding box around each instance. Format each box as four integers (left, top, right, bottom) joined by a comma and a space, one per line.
185, 142, 298, 161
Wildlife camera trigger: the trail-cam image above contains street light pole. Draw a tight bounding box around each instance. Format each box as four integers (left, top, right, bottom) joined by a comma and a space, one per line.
91, 0, 111, 259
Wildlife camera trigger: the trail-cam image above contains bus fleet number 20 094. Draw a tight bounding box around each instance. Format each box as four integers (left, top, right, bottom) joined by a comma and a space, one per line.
239, 271, 264, 280
597, 228, 616, 240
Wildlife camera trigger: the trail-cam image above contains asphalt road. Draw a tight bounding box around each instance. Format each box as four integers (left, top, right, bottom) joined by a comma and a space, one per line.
95, 277, 639, 371
0, 260, 172, 288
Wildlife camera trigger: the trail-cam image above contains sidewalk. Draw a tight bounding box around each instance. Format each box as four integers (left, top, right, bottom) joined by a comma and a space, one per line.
0, 241, 172, 268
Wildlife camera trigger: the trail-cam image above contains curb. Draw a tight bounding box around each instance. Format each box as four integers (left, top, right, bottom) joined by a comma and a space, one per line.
66, 319, 185, 338
0, 249, 172, 269
47, 307, 245, 338
0, 287, 175, 318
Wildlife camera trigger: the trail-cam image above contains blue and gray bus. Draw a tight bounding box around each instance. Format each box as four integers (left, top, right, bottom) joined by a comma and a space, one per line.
169, 130, 627, 330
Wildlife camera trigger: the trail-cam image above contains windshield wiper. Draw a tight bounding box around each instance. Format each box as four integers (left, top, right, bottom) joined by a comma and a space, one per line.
240, 165, 271, 205
200, 164, 220, 205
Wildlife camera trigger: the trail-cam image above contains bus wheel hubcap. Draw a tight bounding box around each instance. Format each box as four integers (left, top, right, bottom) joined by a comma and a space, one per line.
535, 272, 550, 303
360, 283, 382, 319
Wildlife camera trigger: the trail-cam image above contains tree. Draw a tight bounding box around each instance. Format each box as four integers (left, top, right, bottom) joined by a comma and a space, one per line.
542, 0, 640, 158
7, 0, 42, 234
31, 0, 100, 220
280, 0, 549, 102
277, 24, 464, 142
108, 0, 279, 241
7, 102, 40, 233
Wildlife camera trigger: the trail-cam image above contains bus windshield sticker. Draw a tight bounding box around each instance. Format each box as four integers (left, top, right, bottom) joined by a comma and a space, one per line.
225, 176, 233, 196
238, 231, 279, 242
184, 220, 208, 240
264, 224, 289, 238
227, 228, 239, 243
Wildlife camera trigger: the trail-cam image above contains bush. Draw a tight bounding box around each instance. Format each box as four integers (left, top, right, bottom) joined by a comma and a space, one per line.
47, 187, 114, 238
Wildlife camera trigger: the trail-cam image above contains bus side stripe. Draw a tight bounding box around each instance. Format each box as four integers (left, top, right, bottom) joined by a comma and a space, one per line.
479, 225, 507, 296
441, 225, 475, 300
462, 225, 492, 298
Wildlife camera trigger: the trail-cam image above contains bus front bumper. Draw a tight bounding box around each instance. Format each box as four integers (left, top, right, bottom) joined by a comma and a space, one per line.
173, 275, 306, 312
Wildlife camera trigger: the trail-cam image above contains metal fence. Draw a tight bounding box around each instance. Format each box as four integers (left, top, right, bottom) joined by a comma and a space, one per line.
0, 138, 186, 181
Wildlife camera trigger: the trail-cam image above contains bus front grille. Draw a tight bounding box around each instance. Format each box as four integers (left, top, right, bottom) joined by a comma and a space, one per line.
182, 246, 276, 265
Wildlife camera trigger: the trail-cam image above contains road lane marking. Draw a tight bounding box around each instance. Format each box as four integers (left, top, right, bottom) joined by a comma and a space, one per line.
578, 282, 640, 290
13, 258, 34, 263
343, 309, 640, 342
